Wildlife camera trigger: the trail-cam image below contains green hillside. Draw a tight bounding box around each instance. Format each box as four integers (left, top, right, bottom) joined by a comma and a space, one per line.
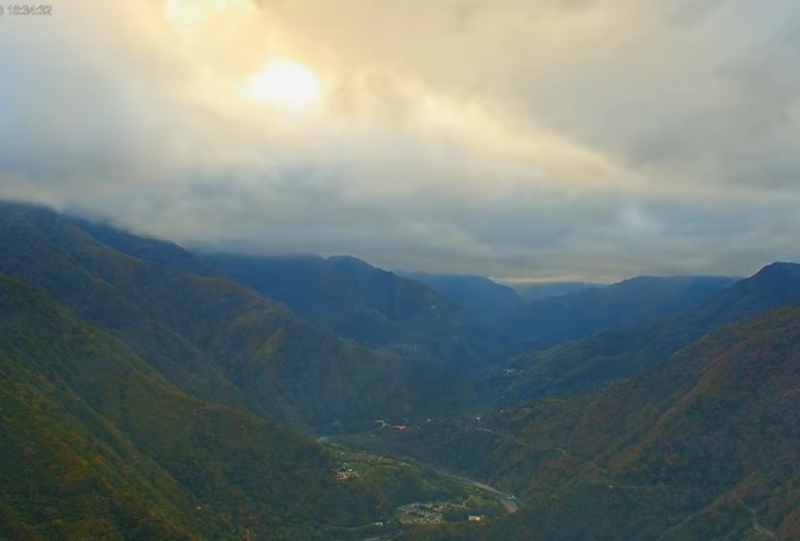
200, 253, 505, 371
6, 202, 800, 539
0, 276, 307, 538
491, 263, 800, 404
0, 203, 473, 431
396, 271, 524, 327
352, 304, 800, 539
504, 275, 736, 353
0, 274, 479, 539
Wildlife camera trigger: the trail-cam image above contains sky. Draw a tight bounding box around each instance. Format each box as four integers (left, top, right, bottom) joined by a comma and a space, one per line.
2, 0, 800, 282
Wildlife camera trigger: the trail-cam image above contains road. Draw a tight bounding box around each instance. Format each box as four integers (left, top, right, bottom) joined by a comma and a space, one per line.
322, 431, 522, 514
430, 468, 520, 513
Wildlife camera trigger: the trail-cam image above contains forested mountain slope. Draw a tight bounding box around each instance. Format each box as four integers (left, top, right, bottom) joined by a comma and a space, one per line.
201, 253, 505, 370
494, 264, 800, 403
0, 203, 472, 430
503, 275, 737, 353
397, 272, 524, 326
0, 275, 404, 540
366, 303, 800, 540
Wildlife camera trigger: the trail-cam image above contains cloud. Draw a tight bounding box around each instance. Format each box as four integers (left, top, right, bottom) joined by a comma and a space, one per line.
2, 0, 800, 280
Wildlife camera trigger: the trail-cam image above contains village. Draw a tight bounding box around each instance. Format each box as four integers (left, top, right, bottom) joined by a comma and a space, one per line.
331, 448, 508, 531
395, 501, 488, 526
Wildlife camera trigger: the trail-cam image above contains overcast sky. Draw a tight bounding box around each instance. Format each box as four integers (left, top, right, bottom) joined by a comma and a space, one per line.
2, 0, 800, 281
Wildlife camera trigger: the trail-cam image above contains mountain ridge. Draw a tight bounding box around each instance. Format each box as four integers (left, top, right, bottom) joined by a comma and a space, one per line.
200, 252, 506, 371
0, 203, 474, 431
353, 302, 800, 540
397, 271, 525, 326
491, 264, 799, 403
503, 274, 738, 353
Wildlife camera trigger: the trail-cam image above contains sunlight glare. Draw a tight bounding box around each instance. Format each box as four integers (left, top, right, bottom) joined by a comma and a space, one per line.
243, 62, 322, 108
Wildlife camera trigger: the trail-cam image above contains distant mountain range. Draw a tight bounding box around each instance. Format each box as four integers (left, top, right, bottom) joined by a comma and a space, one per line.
509, 281, 601, 301
494, 262, 800, 403
200, 253, 506, 371
396, 271, 737, 357
348, 264, 800, 540
0, 203, 494, 538
502, 274, 738, 353
397, 271, 525, 326
5, 201, 800, 540
0, 205, 481, 430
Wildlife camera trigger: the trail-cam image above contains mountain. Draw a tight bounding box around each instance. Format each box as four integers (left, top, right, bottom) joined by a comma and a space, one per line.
397, 272, 524, 327
0, 203, 473, 431
0, 274, 412, 539
200, 253, 505, 371
504, 275, 738, 353
7, 200, 800, 539
354, 303, 800, 540
496, 304, 800, 539
66, 216, 219, 277
497, 263, 800, 403
510, 281, 601, 302
680, 261, 800, 331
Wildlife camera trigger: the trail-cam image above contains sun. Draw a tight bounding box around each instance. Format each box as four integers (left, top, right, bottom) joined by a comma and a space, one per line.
243, 62, 322, 108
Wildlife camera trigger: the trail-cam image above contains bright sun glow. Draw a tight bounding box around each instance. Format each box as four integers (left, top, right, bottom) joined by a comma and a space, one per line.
243, 62, 322, 108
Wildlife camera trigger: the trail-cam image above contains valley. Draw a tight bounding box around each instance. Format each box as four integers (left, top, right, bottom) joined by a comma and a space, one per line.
324, 445, 519, 535
3, 203, 800, 540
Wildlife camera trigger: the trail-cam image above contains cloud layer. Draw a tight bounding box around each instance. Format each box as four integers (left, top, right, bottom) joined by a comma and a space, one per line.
2, 0, 800, 281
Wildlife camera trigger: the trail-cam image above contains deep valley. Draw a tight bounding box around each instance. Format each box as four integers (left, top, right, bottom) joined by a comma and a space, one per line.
2, 203, 800, 540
